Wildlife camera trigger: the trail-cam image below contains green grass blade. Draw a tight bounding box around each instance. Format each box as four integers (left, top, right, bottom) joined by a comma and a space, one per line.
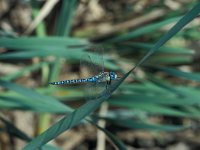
0, 116, 61, 150
109, 94, 200, 106
0, 116, 31, 141
0, 50, 118, 70
148, 55, 193, 64
125, 42, 195, 54
0, 95, 33, 110
148, 74, 187, 97
31, 1, 46, 36
0, 37, 88, 50
110, 102, 190, 117
88, 120, 127, 150
0, 80, 72, 113
135, 2, 200, 68
1, 61, 51, 81
108, 16, 181, 43
0, 49, 85, 59
106, 118, 189, 131
55, 0, 77, 36
147, 65, 200, 81
120, 83, 173, 95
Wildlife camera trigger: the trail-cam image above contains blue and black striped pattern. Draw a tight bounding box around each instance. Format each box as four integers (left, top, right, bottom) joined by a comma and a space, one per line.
49, 77, 98, 85
49, 72, 118, 85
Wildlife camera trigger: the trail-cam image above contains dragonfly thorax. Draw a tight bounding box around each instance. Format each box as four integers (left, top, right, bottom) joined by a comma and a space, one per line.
98, 72, 117, 81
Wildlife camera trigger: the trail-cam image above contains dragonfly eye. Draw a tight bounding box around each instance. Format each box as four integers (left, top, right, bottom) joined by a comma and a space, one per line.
109, 72, 117, 80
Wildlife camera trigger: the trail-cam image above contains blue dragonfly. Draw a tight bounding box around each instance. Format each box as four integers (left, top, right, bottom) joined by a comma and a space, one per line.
49, 46, 118, 99
49, 72, 117, 85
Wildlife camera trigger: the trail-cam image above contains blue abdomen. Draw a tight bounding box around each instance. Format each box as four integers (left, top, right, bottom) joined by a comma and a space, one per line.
49, 77, 97, 85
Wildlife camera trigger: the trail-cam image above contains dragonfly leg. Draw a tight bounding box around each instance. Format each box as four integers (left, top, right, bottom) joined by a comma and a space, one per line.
108, 78, 111, 85
106, 81, 109, 89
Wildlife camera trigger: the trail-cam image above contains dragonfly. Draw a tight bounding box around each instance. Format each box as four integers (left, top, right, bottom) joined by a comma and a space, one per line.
49, 72, 117, 85
49, 46, 118, 99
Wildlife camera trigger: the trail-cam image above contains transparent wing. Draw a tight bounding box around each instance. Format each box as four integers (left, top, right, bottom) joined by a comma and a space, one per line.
80, 53, 95, 100
80, 46, 107, 100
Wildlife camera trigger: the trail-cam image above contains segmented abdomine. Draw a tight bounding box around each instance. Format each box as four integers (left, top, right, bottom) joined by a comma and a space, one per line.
49, 77, 97, 85
49, 72, 117, 85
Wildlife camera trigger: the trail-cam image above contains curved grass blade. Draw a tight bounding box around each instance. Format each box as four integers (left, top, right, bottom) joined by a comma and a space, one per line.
147, 65, 200, 82
105, 118, 190, 131
0, 37, 88, 50
0, 49, 118, 70
147, 74, 187, 97
110, 102, 190, 117
148, 55, 193, 64
134, 2, 200, 68
0, 49, 83, 59
88, 119, 127, 150
1, 61, 51, 81
109, 94, 200, 107
0, 116, 31, 141
0, 80, 72, 113
107, 16, 181, 43
0, 96, 33, 110
110, 86, 200, 118
55, 0, 77, 36
23, 3, 200, 149
0, 116, 61, 150
120, 83, 173, 95
125, 42, 195, 54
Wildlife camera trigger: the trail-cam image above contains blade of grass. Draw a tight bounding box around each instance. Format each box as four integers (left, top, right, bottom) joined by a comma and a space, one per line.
0, 49, 87, 59
134, 2, 200, 68
0, 80, 72, 113
0, 37, 88, 50
31, 1, 47, 36
107, 16, 181, 43
109, 94, 200, 106
147, 65, 200, 82
105, 118, 190, 131
32, 0, 52, 134
55, 0, 77, 36
1, 61, 51, 81
88, 120, 127, 150
0, 49, 118, 70
119, 83, 173, 96
0, 116, 61, 150
125, 42, 195, 54
0, 116, 31, 141
0, 96, 34, 110
110, 102, 190, 117
147, 74, 187, 97
148, 55, 193, 64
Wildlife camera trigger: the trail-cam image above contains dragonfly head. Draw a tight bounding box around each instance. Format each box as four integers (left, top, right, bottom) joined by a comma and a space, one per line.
109, 72, 117, 80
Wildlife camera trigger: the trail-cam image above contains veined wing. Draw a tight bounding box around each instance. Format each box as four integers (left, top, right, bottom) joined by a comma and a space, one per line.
80, 46, 106, 100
